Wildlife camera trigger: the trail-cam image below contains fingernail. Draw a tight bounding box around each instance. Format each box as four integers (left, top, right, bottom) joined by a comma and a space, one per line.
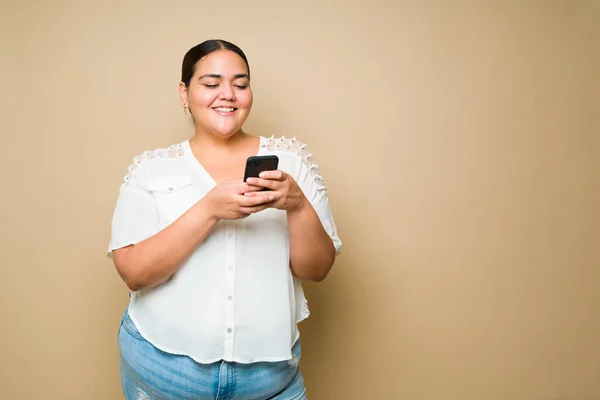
259, 172, 266, 178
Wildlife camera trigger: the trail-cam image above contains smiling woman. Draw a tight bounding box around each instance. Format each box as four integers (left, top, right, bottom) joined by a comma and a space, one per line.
107, 39, 342, 399
179, 40, 253, 138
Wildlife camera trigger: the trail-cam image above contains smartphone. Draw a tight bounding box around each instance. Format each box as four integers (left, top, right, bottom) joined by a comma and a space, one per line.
243, 155, 279, 189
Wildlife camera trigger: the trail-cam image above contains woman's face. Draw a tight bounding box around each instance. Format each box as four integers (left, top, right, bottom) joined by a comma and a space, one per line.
180, 50, 253, 138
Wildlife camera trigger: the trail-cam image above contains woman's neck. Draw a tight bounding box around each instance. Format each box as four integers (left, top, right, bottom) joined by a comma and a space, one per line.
190, 130, 249, 151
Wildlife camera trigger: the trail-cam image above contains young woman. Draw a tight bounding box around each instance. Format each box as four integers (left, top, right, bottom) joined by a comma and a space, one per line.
107, 39, 342, 400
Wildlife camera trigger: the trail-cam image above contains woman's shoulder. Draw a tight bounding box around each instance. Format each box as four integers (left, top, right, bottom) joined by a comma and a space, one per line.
261, 135, 326, 191
121, 140, 187, 186
261, 135, 315, 160
135, 141, 186, 162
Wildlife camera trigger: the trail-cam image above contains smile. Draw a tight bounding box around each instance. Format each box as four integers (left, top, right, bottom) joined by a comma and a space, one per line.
212, 107, 237, 114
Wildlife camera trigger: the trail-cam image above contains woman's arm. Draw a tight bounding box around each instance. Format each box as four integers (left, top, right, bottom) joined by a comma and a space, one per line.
112, 199, 218, 291
246, 170, 338, 282
286, 197, 336, 281
112, 180, 274, 291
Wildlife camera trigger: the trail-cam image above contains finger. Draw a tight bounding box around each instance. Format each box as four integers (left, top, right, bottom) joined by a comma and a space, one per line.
238, 193, 278, 207
228, 210, 250, 219
237, 182, 263, 193
243, 190, 281, 198
258, 170, 286, 181
245, 184, 264, 192
244, 177, 277, 190
239, 202, 274, 214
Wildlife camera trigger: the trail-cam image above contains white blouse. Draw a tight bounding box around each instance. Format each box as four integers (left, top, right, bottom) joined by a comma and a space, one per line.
107, 136, 342, 363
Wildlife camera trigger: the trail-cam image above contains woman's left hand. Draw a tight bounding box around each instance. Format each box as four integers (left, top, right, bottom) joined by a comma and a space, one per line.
245, 171, 308, 212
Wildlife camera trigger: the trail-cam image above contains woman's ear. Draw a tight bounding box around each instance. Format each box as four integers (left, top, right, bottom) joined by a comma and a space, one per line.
178, 82, 188, 108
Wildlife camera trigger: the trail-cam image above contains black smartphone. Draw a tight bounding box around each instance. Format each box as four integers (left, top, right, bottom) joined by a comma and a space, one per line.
243, 155, 279, 189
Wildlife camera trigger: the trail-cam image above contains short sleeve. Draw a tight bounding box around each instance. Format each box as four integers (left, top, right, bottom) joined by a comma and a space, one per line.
294, 145, 343, 255
107, 157, 161, 258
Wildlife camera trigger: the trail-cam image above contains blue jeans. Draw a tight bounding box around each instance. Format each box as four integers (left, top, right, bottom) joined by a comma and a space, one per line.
118, 309, 308, 399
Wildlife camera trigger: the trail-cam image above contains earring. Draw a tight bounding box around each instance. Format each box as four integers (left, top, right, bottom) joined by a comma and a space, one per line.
183, 105, 189, 115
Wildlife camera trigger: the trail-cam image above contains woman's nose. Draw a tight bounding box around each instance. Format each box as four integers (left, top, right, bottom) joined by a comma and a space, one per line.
219, 84, 235, 101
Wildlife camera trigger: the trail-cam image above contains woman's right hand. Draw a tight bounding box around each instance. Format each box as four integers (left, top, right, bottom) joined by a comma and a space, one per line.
202, 180, 275, 220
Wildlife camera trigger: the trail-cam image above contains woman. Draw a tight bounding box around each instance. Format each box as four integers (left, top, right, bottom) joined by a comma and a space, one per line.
107, 39, 342, 400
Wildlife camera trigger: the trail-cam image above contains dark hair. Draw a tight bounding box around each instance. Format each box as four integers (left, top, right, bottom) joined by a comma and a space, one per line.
181, 39, 250, 87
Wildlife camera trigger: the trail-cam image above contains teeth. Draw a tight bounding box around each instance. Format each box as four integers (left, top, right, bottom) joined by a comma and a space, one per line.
214, 107, 235, 112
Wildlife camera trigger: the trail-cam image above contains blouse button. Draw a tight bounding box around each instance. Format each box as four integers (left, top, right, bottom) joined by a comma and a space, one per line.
227, 295, 233, 301
168, 187, 174, 192
227, 328, 233, 334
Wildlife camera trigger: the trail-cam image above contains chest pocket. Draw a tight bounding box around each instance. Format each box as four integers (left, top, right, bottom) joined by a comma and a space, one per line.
147, 175, 197, 224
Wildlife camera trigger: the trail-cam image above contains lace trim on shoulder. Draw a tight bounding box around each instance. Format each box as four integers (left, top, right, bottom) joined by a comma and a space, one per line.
264, 136, 326, 191
301, 298, 310, 320
123, 143, 184, 185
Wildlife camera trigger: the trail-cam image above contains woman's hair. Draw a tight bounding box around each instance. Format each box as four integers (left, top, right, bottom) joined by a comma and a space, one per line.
181, 39, 250, 87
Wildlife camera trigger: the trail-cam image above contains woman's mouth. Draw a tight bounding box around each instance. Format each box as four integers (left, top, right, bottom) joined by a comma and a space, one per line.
212, 107, 237, 115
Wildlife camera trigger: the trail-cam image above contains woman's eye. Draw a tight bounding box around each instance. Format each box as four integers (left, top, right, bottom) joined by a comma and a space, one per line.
234, 85, 248, 89
203, 84, 218, 88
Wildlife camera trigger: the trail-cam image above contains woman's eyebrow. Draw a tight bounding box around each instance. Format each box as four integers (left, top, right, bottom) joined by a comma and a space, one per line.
198, 73, 221, 80
197, 73, 249, 80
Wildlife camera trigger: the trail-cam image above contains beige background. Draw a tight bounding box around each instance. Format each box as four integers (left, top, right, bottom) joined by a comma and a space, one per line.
1, 1, 599, 399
